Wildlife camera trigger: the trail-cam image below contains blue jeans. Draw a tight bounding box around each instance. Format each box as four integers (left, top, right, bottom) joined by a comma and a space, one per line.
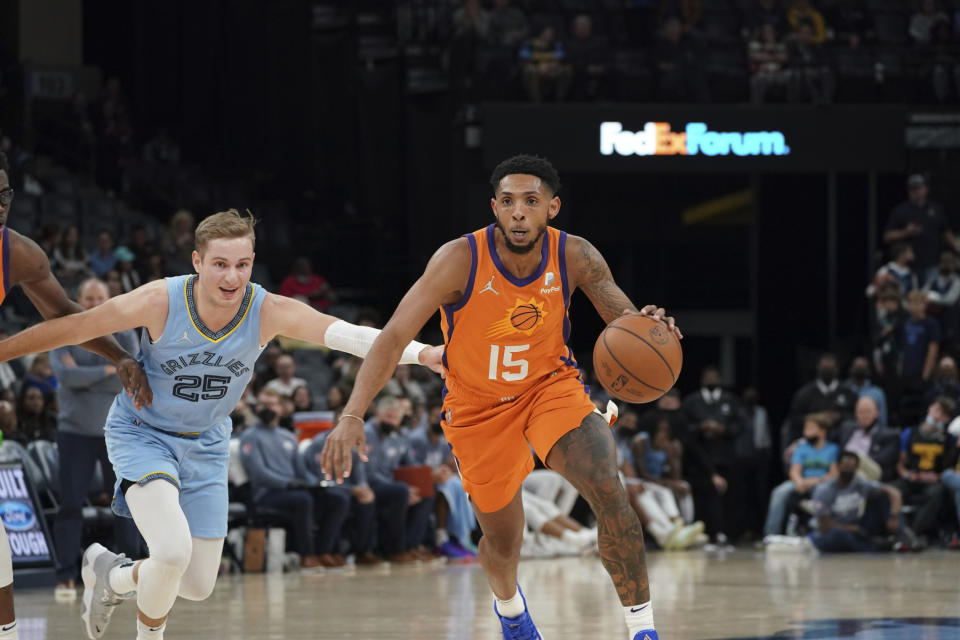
942, 470, 960, 525
53, 432, 142, 582
763, 480, 798, 536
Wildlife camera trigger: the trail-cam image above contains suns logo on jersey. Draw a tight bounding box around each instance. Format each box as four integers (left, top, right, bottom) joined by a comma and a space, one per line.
486, 298, 547, 339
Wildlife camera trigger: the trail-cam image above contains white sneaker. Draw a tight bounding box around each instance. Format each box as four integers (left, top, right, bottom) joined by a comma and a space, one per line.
671, 522, 706, 550
80, 543, 134, 639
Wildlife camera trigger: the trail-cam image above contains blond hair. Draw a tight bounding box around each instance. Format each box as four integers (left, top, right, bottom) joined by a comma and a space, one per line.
195, 209, 257, 255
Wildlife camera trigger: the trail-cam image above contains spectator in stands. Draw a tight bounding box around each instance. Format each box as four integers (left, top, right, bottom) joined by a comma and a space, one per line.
567, 14, 611, 101
408, 403, 477, 558
291, 384, 313, 412
52, 225, 90, 291
910, 0, 950, 45
17, 385, 57, 443
142, 251, 165, 283
786, 0, 826, 42
142, 127, 181, 166
631, 418, 698, 527
884, 174, 954, 283
837, 396, 900, 482
487, 0, 528, 49
21, 352, 57, 399
736, 386, 773, 539
453, 0, 489, 40
764, 412, 838, 538
867, 243, 917, 300
278, 257, 335, 312
787, 19, 833, 103
164, 209, 195, 276
385, 364, 426, 407
749, 23, 790, 103
902, 290, 941, 384
810, 451, 905, 552
747, 0, 787, 35
894, 396, 955, 539
922, 251, 960, 348
229, 392, 257, 435
0, 400, 24, 444
240, 389, 351, 569
103, 269, 123, 298
364, 396, 436, 562
824, 0, 871, 49
787, 353, 857, 442
872, 288, 907, 384
655, 17, 710, 102
925, 355, 960, 406
37, 224, 61, 259
940, 437, 960, 538
682, 365, 744, 544
113, 246, 141, 293
518, 24, 572, 102
844, 356, 889, 426
88, 230, 117, 277
128, 225, 156, 277
521, 475, 599, 556
254, 342, 282, 388
265, 353, 307, 398
325, 383, 350, 413
51, 278, 140, 597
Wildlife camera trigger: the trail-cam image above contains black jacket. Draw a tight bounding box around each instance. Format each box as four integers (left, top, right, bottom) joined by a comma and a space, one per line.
682, 390, 744, 467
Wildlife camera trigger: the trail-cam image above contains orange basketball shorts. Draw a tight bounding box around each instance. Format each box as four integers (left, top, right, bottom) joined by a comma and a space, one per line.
440, 367, 596, 513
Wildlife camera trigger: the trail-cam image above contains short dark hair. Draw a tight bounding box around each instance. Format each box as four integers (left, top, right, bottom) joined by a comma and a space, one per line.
0, 151, 7, 174
934, 395, 957, 417
839, 450, 860, 466
490, 155, 561, 196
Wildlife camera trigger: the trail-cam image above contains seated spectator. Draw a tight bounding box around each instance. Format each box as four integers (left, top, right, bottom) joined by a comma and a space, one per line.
786, 0, 826, 43
566, 14, 610, 101
264, 353, 307, 398
0, 400, 26, 445
254, 342, 283, 388
228, 392, 257, 435
51, 225, 90, 291
926, 356, 960, 409
787, 20, 833, 103
113, 246, 141, 293
17, 385, 57, 442
521, 473, 598, 557
843, 356, 889, 427
823, 0, 870, 48
239, 389, 350, 569
787, 353, 856, 443
88, 230, 117, 277
292, 384, 314, 413
837, 396, 900, 482
128, 224, 156, 278
866, 243, 917, 299
902, 290, 941, 384
764, 413, 838, 539
518, 24, 572, 102
655, 17, 709, 102
408, 403, 477, 558
325, 383, 350, 413
384, 365, 426, 407
894, 397, 955, 539
363, 396, 436, 562
302, 432, 381, 565
278, 257, 335, 312
910, 0, 950, 45
632, 418, 697, 526
749, 23, 790, 103
810, 451, 906, 552
22, 352, 58, 399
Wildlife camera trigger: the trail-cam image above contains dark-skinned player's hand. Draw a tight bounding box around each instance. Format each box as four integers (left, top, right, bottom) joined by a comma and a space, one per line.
117, 358, 153, 410
320, 416, 369, 483
629, 306, 683, 339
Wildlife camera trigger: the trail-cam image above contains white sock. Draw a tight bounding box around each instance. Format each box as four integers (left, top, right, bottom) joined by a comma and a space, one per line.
624, 601, 655, 637
0, 620, 17, 640
494, 586, 525, 618
435, 528, 449, 546
109, 560, 138, 596
137, 619, 165, 640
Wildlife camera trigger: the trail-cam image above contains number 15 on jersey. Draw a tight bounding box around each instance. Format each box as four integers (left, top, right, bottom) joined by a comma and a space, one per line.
488, 344, 529, 381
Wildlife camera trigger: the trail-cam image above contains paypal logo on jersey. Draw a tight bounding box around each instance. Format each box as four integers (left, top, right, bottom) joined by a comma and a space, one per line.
600, 121, 790, 157
0, 501, 36, 532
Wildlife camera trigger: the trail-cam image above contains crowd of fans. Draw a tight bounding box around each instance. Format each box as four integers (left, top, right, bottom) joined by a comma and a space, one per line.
445, 0, 960, 104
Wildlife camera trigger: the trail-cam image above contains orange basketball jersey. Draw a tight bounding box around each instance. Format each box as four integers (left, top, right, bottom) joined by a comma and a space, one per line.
440, 224, 587, 405
0, 227, 10, 307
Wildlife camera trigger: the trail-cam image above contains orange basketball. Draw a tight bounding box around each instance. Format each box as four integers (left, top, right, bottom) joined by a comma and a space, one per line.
592, 314, 682, 404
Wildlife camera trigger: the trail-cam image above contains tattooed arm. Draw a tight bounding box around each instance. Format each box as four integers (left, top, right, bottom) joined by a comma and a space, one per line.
565, 235, 682, 336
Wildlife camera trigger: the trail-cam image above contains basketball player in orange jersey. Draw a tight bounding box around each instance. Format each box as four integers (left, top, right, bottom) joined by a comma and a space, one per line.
0, 151, 151, 640
323, 155, 681, 640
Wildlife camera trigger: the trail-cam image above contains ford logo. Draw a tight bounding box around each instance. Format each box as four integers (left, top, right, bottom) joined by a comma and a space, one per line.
0, 501, 36, 532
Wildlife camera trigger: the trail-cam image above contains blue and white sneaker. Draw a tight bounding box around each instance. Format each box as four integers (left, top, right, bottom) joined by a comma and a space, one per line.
633, 630, 660, 640
495, 585, 544, 639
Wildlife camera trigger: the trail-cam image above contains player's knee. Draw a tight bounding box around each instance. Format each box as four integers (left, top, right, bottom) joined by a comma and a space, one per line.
149, 533, 193, 576
480, 529, 523, 560
178, 572, 217, 601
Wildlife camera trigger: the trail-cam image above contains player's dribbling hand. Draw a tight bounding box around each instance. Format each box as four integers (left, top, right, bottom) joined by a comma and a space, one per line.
634, 306, 683, 339
117, 358, 152, 410
320, 417, 369, 484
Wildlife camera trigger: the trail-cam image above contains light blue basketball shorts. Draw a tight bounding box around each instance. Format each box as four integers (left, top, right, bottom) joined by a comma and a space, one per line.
104, 401, 232, 539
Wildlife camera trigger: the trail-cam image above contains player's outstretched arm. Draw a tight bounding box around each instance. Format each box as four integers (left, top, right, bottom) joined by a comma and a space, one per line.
0, 280, 167, 365
565, 234, 682, 338
258, 293, 443, 371
320, 238, 472, 483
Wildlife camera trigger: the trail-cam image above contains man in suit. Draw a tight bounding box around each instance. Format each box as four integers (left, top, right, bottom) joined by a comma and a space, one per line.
836, 396, 901, 482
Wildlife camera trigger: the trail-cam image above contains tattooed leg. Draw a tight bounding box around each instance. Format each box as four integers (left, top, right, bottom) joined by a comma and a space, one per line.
546, 412, 650, 605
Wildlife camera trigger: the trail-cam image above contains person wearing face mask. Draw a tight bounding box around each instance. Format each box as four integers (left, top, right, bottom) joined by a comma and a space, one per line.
764, 413, 838, 540
787, 353, 857, 443
924, 355, 960, 407
842, 356, 888, 427
408, 402, 477, 559
809, 452, 906, 552
239, 389, 352, 570
893, 396, 956, 539
837, 396, 901, 482
682, 366, 745, 547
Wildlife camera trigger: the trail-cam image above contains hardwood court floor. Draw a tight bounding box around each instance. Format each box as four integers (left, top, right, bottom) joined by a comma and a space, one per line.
13, 549, 960, 639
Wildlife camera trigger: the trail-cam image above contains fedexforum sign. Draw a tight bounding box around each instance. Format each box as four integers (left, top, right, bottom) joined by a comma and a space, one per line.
600, 121, 790, 157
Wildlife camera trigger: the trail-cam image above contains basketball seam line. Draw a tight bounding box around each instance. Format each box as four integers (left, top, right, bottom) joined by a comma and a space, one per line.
606, 325, 677, 382
602, 332, 666, 394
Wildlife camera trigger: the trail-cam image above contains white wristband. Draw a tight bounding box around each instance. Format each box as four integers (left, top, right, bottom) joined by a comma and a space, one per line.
323, 319, 427, 365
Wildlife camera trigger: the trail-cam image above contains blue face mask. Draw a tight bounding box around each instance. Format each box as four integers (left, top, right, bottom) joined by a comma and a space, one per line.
925, 415, 945, 430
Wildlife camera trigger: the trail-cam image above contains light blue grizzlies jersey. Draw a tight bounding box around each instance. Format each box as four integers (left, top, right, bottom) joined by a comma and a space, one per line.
114, 274, 266, 433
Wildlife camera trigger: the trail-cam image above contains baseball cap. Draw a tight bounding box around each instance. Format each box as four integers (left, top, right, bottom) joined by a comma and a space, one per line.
907, 174, 927, 188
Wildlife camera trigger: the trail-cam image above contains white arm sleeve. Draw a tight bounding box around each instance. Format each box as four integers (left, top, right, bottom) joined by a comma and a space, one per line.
323, 319, 427, 365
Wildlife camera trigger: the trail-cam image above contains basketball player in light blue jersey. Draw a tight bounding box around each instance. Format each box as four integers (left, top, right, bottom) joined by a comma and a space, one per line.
0, 210, 443, 640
